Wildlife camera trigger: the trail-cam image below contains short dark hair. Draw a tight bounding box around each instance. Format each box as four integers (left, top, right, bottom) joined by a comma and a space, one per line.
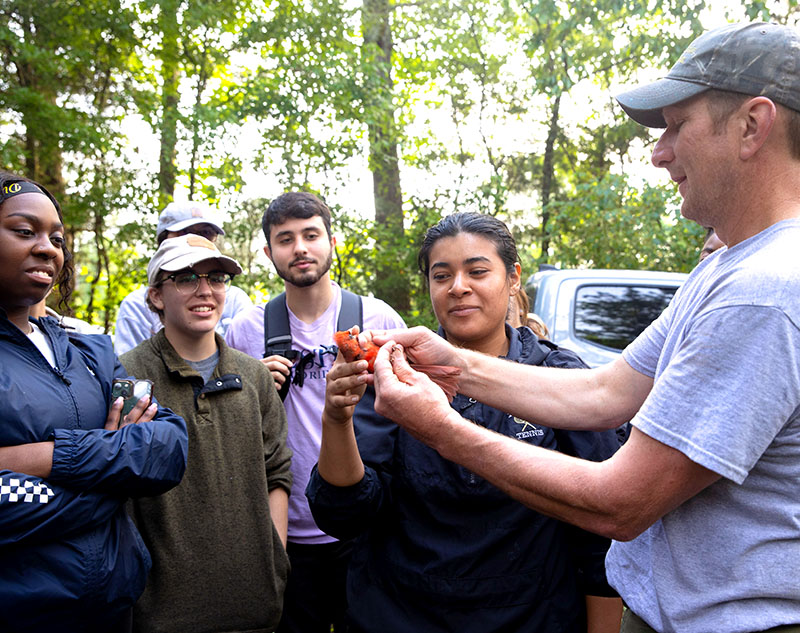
418, 212, 519, 279
705, 89, 800, 159
784, 106, 800, 160
261, 192, 333, 250
705, 90, 750, 134
0, 171, 74, 313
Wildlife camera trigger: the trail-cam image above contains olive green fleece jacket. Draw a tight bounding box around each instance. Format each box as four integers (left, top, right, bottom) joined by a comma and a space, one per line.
121, 330, 292, 633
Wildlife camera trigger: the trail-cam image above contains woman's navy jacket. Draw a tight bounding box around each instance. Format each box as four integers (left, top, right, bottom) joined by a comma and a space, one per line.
0, 314, 188, 632
307, 326, 621, 633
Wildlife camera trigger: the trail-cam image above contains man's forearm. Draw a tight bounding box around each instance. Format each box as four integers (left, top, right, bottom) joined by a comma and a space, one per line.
586, 596, 623, 633
456, 350, 649, 431
0, 442, 55, 479
430, 411, 623, 535
430, 413, 718, 541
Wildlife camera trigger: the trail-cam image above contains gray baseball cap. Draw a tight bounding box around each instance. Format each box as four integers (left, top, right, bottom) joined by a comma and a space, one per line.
616, 22, 800, 128
156, 201, 225, 239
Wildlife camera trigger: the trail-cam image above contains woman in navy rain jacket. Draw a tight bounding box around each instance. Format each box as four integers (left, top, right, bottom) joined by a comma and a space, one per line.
307, 212, 622, 633
0, 172, 188, 633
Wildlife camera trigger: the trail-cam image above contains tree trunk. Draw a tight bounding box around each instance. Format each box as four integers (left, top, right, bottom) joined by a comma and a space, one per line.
362, 0, 408, 313
158, 0, 181, 209
540, 91, 561, 261
15, 11, 66, 202
188, 52, 209, 201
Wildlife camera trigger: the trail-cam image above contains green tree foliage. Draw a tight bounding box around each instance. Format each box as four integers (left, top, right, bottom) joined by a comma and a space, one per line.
233, 0, 362, 185
1, 0, 735, 331
220, 196, 283, 300
547, 174, 704, 271
511, 0, 708, 263
0, 0, 133, 198
133, 0, 259, 206
0, 0, 148, 327
743, 0, 799, 22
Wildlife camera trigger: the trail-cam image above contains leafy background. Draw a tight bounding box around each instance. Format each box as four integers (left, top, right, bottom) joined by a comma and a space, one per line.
2, 0, 796, 332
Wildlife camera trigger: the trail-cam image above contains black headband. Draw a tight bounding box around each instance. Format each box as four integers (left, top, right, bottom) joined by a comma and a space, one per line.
1, 180, 48, 203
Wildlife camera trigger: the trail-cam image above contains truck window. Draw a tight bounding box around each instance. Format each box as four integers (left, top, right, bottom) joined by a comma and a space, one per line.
573, 285, 678, 350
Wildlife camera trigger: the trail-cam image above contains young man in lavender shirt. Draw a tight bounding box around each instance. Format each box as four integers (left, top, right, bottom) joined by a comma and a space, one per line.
225, 192, 405, 633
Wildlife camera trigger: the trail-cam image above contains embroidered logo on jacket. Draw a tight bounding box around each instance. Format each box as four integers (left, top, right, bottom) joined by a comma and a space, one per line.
0, 478, 54, 503
514, 416, 544, 440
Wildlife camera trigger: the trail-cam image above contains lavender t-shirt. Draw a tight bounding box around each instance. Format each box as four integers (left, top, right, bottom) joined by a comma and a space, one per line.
225, 282, 405, 544
607, 219, 800, 632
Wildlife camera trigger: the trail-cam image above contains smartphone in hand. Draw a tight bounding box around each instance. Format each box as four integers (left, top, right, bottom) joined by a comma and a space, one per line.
111, 379, 154, 416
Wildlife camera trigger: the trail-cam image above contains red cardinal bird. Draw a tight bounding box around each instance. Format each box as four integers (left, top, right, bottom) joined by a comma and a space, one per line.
334, 329, 461, 401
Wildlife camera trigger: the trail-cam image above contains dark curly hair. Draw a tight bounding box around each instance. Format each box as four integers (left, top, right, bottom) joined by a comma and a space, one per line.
0, 171, 74, 314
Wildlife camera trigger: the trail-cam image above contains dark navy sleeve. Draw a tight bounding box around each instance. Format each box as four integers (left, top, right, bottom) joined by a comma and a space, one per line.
542, 344, 621, 597
307, 465, 386, 541
306, 386, 396, 541
48, 408, 188, 497
0, 471, 123, 546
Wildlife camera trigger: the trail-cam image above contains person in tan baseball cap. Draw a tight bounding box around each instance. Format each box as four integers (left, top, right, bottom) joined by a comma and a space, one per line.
120, 234, 292, 633
146, 234, 241, 286
114, 202, 252, 355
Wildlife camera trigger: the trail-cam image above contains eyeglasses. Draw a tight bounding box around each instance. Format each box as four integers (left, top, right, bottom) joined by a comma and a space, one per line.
159, 271, 233, 294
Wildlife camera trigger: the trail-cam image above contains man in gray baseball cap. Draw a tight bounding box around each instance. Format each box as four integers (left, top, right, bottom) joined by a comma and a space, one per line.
114, 201, 252, 355
616, 22, 800, 128
598, 22, 800, 632
362, 22, 800, 633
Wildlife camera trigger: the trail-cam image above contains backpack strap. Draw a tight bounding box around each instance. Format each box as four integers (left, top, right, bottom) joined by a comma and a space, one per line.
337, 289, 363, 333
263, 291, 292, 358
264, 289, 363, 358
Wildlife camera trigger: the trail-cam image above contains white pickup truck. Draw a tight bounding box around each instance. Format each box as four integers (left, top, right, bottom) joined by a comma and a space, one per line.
525, 268, 689, 368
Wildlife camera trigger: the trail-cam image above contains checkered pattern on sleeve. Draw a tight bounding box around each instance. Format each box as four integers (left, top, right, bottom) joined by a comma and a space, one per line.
0, 477, 54, 504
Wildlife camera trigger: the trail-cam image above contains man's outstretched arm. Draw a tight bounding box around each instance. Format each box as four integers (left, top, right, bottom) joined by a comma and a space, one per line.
372, 343, 719, 540
372, 326, 653, 431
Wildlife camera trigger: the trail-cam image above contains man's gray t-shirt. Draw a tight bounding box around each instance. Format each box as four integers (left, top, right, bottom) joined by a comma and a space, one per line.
606, 219, 800, 633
